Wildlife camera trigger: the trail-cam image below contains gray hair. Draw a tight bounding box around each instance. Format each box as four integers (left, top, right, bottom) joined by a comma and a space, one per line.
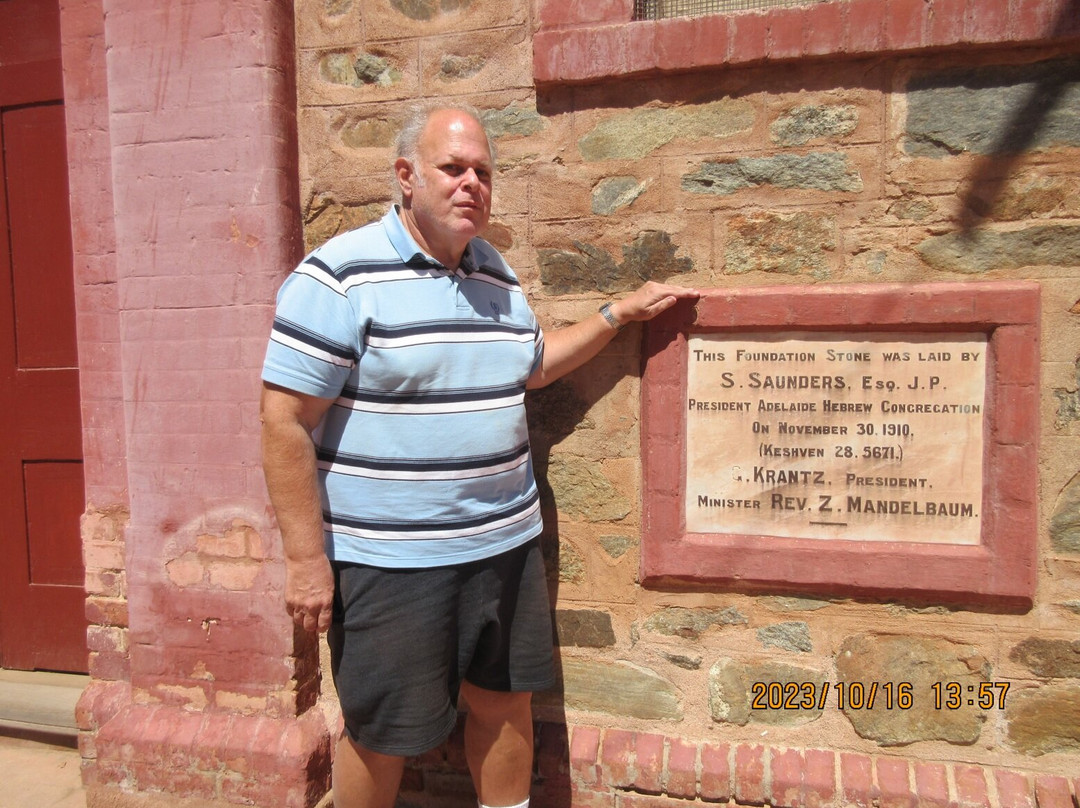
395, 101, 497, 167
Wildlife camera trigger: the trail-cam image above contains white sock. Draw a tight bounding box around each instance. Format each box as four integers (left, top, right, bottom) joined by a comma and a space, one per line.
478, 799, 528, 808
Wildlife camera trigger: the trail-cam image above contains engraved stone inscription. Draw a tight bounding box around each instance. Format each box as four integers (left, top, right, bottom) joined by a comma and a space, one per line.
685, 332, 986, 544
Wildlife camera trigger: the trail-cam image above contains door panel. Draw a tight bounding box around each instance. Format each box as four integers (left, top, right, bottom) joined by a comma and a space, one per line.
7, 103, 78, 370
25, 462, 86, 588
0, 0, 87, 673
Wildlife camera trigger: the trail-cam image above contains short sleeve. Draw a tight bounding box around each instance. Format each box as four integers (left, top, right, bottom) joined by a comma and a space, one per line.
531, 324, 545, 376
262, 263, 359, 399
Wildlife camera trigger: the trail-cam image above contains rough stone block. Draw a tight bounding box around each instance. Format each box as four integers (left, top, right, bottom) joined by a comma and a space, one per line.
578, 99, 754, 162
757, 620, 812, 653
836, 633, 987, 744
1009, 636, 1080, 678
560, 659, 681, 720
771, 104, 859, 147
545, 454, 631, 520
683, 152, 863, 196
644, 605, 746, 639
917, 226, 1080, 273
1006, 682, 1080, 754
537, 230, 693, 296
724, 211, 836, 279
1050, 472, 1080, 553
905, 60, 1080, 158
420, 28, 532, 95
554, 610, 617, 648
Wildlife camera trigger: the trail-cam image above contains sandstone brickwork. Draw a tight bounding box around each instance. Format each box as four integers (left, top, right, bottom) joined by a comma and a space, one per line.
289, 0, 1080, 801
53, 0, 1080, 806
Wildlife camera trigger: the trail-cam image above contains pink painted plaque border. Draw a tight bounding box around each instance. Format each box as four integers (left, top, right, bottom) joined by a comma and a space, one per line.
641, 282, 1039, 608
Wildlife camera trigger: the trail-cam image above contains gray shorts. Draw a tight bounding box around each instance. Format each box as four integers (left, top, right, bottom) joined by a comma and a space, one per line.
327, 537, 555, 757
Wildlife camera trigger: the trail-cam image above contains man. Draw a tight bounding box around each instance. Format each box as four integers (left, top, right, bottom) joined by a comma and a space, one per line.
261, 102, 697, 808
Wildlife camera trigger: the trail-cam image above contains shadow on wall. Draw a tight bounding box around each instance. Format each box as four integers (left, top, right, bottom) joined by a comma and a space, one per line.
956, 0, 1080, 234
525, 362, 630, 808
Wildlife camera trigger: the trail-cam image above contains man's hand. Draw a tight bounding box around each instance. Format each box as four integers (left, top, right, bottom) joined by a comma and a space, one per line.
285, 554, 335, 634
608, 280, 700, 327
527, 280, 699, 389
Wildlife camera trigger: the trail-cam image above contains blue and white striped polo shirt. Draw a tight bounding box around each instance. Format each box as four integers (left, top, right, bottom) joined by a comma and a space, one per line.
263, 207, 546, 568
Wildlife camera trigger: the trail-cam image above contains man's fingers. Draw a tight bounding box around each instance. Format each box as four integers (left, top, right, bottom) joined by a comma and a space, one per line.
317, 609, 333, 633
290, 604, 331, 633
654, 295, 678, 312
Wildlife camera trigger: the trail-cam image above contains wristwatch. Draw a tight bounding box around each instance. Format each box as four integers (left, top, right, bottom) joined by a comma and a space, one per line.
599, 302, 625, 332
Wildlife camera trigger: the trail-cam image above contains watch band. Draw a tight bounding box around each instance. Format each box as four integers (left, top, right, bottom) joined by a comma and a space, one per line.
599, 302, 624, 331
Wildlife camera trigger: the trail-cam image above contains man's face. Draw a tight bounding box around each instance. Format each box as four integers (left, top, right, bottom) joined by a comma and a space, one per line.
398, 109, 493, 263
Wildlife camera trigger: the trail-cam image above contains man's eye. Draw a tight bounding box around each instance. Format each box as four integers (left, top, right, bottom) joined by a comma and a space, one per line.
442, 164, 464, 176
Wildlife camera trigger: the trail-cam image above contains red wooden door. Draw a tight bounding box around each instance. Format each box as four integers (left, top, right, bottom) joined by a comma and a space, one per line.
0, 0, 88, 672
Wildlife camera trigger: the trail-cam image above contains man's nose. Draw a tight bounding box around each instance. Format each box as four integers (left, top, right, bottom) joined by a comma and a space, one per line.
460, 167, 480, 188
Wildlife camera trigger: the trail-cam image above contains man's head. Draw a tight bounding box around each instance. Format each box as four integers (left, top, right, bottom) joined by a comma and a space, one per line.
394, 103, 496, 269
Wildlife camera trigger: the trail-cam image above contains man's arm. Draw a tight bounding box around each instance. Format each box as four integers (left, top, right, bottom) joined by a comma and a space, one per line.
260, 383, 337, 633
526, 280, 699, 389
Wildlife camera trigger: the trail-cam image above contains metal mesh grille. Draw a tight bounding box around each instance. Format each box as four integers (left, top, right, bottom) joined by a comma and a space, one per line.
633, 0, 841, 20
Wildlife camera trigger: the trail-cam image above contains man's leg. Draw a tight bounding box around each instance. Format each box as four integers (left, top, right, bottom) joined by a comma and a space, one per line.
460, 681, 534, 807
331, 733, 406, 808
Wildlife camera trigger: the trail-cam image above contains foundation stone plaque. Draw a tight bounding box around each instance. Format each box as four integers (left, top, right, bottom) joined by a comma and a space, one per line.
640, 283, 1039, 606
685, 332, 986, 544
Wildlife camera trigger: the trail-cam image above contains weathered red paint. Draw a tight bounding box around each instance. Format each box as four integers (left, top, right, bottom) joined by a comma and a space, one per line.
534, 0, 1080, 84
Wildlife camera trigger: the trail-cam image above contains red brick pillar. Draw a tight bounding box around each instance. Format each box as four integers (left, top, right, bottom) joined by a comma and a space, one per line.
62, 1, 333, 806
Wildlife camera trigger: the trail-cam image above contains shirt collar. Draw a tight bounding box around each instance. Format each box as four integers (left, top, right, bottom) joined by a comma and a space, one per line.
383, 205, 478, 275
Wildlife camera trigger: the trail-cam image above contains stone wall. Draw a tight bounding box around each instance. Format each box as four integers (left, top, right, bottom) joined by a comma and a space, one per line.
292, 0, 1080, 804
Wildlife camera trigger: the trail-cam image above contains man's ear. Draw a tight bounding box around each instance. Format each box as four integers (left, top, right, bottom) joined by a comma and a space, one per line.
395, 157, 415, 203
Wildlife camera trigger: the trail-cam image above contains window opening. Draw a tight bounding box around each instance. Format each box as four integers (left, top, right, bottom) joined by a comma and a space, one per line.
633, 0, 842, 21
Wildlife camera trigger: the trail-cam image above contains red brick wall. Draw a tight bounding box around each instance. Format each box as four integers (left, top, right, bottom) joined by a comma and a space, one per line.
402, 720, 1080, 808
64, 0, 333, 805
535, 0, 1080, 84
